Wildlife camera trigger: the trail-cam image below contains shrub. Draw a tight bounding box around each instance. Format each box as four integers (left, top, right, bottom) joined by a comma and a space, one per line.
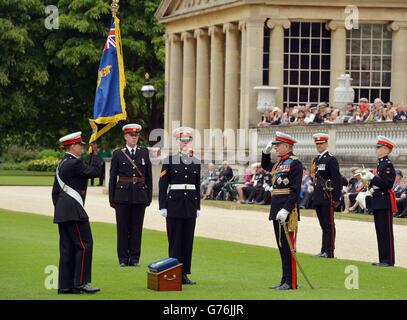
0, 162, 30, 171
0, 145, 38, 163
27, 157, 59, 172
36, 149, 63, 160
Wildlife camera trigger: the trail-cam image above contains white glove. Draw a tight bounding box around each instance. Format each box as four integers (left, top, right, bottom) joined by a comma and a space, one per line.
276, 208, 289, 223
263, 141, 273, 154
197, 210, 200, 218
361, 171, 374, 181
160, 208, 167, 218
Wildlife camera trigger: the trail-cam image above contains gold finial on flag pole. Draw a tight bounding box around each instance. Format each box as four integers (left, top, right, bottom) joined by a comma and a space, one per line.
111, 0, 120, 15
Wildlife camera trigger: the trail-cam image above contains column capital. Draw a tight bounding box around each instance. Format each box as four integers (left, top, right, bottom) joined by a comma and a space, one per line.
388, 21, 407, 32
267, 19, 290, 30
208, 25, 222, 37
238, 20, 246, 31
168, 33, 181, 43
181, 31, 194, 41
245, 18, 266, 29
326, 20, 346, 31
223, 22, 238, 33
194, 28, 209, 39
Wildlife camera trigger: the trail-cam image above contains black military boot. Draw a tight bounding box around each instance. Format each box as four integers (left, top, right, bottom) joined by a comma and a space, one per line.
182, 275, 196, 285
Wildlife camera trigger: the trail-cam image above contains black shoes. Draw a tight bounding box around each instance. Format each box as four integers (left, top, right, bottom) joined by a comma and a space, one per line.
129, 261, 140, 267
119, 259, 140, 267
57, 288, 81, 295
315, 252, 333, 258
182, 275, 196, 285
273, 283, 293, 290
75, 283, 101, 294
372, 262, 394, 267
269, 283, 283, 289
58, 284, 100, 295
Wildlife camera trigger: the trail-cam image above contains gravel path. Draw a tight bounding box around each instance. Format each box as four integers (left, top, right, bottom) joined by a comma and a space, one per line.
1, 186, 406, 268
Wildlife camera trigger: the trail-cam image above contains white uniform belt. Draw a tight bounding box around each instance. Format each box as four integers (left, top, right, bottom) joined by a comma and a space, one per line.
170, 184, 196, 190
56, 163, 84, 208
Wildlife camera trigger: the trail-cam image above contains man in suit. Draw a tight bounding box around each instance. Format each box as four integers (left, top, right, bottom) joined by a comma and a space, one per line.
109, 124, 152, 267
261, 131, 303, 290
361, 136, 397, 267
158, 127, 201, 285
311, 133, 342, 258
52, 132, 102, 294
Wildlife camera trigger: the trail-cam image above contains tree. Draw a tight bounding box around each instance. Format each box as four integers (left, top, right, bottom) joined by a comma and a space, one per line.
0, 0, 165, 154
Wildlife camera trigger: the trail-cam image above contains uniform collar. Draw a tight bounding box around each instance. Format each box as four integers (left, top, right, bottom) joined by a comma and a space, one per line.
65, 152, 78, 159
378, 155, 389, 162
318, 149, 329, 158
126, 145, 138, 153
280, 152, 292, 161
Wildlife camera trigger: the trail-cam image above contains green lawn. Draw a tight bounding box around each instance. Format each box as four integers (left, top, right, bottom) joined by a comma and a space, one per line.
0, 170, 54, 186
1, 209, 407, 300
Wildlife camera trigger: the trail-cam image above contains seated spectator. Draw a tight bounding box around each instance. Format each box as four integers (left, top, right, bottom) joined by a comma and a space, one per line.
394, 103, 407, 122
236, 166, 255, 203
343, 168, 366, 213
257, 111, 272, 127
201, 162, 218, 200
212, 161, 234, 199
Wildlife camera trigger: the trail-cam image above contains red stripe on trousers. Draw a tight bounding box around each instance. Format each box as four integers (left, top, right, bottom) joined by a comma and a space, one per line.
289, 232, 297, 289
388, 209, 394, 263
75, 223, 86, 285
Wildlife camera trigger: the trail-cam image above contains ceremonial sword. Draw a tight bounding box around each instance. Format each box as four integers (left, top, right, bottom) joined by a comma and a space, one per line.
280, 221, 315, 289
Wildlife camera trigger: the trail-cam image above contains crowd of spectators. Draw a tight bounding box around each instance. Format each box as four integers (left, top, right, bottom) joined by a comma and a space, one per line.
257, 98, 407, 127
200, 163, 407, 219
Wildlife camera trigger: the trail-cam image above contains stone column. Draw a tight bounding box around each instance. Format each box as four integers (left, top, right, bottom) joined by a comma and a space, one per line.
194, 28, 210, 135
164, 33, 170, 139
389, 21, 407, 104
267, 19, 290, 108
243, 18, 265, 128
223, 22, 240, 133
208, 26, 224, 131
181, 31, 196, 127
238, 21, 247, 131
168, 34, 183, 130
327, 20, 347, 104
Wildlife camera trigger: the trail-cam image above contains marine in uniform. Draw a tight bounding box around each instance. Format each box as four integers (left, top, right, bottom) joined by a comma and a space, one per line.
261, 132, 303, 290
158, 127, 201, 285
361, 136, 397, 267
311, 133, 342, 258
109, 124, 152, 267
52, 132, 101, 294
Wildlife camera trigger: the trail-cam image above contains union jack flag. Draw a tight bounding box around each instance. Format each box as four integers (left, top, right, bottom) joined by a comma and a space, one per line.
104, 23, 116, 50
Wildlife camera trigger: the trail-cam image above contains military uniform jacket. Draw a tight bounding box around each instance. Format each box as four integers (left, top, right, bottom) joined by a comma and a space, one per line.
52, 153, 102, 224
261, 152, 303, 220
369, 156, 396, 210
311, 151, 342, 205
109, 146, 153, 205
159, 153, 201, 219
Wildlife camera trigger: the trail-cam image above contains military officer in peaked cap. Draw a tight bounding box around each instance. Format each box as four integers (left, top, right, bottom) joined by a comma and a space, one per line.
360, 136, 397, 267
158, 127, 201, 285
109, 124, 152, 267
311, 133, 342, 259
261, 132, 303, 290
52, 132, 101, 294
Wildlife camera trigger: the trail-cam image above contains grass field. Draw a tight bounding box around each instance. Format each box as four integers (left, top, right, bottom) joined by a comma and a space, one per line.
0, 170, 54, 186
1, 209, 407, 300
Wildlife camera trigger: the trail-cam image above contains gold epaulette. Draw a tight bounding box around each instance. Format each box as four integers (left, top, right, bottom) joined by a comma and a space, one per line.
290, 156, 299, 160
